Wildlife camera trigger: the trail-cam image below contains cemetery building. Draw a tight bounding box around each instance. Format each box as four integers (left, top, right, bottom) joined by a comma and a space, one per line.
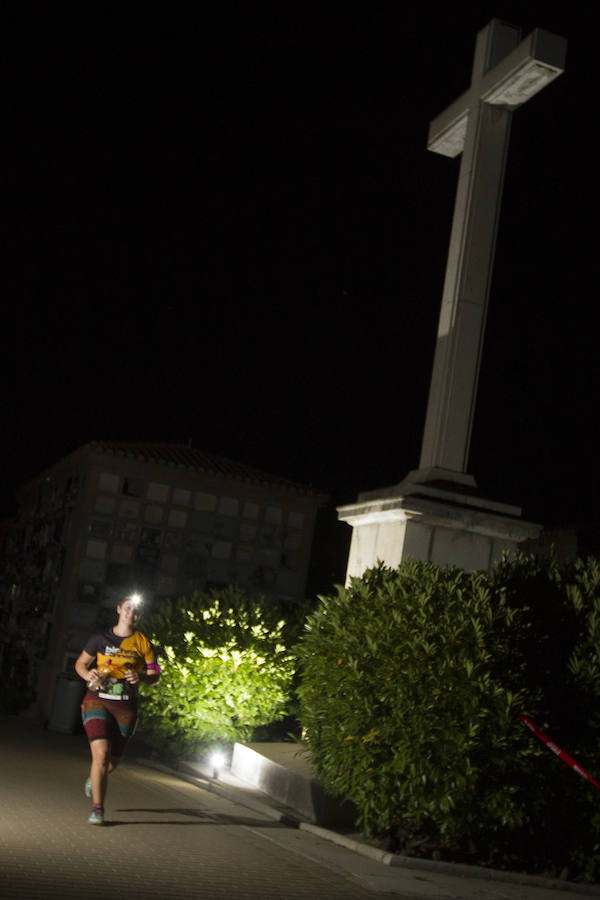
0, 440, 327, 722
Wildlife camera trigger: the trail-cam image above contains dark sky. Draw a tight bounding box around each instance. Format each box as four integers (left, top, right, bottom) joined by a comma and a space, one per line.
2, 6, 593, 541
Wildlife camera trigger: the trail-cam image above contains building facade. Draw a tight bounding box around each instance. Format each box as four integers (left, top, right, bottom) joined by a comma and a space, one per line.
0, 441, 327, 721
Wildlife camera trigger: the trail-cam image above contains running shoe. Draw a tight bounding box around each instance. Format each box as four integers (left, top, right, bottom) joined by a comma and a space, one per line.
88, 807, 104, 825
84, 777, 92, 799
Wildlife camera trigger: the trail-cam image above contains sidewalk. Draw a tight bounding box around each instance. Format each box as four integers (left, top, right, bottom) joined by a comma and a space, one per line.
1, 715, 598, 899
0, 716, 373, 900
141, 740, 600, 899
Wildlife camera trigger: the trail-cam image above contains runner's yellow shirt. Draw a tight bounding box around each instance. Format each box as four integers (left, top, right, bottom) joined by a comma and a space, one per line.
84, 628, 160, 683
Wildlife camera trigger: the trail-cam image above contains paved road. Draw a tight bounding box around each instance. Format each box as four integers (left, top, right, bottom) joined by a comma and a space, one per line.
0, 716, 378, 900
2, 717, 597, 900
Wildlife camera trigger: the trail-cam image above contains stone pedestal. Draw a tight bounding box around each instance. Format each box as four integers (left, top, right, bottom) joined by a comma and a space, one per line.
338, 468, 540, 579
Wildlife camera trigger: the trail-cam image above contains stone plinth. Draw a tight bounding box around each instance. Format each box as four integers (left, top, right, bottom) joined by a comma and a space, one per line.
338, 468, 541, 579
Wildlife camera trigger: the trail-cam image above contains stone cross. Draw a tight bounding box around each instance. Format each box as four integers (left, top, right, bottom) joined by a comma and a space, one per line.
418, 19, 567, 477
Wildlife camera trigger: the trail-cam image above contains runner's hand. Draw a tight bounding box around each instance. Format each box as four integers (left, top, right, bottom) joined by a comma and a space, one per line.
87, 670, 102, 690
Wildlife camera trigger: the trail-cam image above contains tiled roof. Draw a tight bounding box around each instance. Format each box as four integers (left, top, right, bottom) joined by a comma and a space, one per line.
88, 441, 326, 498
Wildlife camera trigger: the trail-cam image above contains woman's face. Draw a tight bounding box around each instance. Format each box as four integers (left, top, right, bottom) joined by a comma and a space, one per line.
117, 599, 140, 627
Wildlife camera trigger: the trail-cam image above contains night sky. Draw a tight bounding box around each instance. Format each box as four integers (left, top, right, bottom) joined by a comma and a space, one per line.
3, 7, 593, 564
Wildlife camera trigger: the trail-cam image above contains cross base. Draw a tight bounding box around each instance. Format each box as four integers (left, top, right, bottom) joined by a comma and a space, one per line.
337, 468, 540, 580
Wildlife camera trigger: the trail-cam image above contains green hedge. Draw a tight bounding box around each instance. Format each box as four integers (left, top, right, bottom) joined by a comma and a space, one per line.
296, 555, 600, 880
138, 586, 295, 758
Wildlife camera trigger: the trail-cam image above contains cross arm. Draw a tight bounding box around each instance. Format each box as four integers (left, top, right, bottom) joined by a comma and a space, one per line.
427, 90, 471, 159
481, 28, 567, 108
428, 27, 567, 158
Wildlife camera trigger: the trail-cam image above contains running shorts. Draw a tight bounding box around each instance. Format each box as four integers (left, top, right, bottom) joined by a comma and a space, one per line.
81, 693, 138, 761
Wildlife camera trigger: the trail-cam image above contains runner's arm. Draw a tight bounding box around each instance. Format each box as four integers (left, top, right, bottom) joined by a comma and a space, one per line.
74, 650, 99, 685
124, 663, 160, 686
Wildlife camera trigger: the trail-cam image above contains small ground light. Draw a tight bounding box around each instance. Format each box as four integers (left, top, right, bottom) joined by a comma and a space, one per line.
210, 751, 225, 779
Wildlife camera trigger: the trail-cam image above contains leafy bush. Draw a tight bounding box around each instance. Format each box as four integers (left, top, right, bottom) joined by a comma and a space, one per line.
296, 556, 600, 879
491, 553, 600, 878
138, 586, 296, 758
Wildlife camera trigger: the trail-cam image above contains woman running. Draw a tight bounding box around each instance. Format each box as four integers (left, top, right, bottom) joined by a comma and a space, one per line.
74, 593, 160, 824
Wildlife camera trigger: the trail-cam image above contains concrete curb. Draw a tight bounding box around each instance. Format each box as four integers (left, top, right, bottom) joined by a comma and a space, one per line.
229, 742, 355, 827
300, 823, 600, 895
135, 758, 600, 897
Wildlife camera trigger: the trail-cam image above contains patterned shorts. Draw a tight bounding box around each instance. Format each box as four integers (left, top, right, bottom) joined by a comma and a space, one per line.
81, 693, 138, 761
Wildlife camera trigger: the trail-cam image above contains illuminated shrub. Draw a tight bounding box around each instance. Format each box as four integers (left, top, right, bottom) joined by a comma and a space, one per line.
139, 586, 295, 757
